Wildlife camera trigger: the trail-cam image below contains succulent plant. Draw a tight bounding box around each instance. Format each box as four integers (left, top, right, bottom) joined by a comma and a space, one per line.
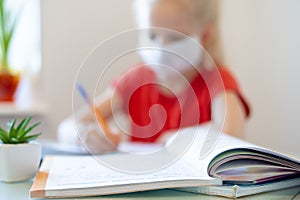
0, 117, 41, 144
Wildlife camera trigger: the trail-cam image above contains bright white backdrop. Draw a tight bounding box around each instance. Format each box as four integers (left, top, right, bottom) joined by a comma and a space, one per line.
41, 0, 300, 158
8, 0, 41, 74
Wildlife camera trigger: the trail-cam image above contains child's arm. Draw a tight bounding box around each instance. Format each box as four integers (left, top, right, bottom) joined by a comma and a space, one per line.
212, 91, 246, 139
58, 87, 124, 153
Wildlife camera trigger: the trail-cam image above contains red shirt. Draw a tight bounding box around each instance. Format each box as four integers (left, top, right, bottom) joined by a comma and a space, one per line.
113, 65, 250, 143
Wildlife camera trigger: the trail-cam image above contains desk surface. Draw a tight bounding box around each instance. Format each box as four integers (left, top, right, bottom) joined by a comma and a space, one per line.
1, 181, 300, 200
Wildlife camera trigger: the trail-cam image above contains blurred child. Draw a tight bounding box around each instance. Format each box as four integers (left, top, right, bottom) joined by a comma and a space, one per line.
58, 0, 250, 153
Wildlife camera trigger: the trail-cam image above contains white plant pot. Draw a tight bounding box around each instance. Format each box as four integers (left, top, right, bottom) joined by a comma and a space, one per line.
0, 142, 41, 183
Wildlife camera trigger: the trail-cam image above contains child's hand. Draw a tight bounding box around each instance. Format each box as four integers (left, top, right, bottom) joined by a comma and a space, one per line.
156, 129, 177, 145
78, 122, 120, 154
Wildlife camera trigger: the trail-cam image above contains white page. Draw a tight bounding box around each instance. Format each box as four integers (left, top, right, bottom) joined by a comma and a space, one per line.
45, 155, 213, 190
162, 126, 259, 177
45, 126, 247, 191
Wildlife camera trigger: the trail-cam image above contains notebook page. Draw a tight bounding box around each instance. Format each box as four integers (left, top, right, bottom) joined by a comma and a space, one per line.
44, 155, 213, 190
45, 126, 237, 191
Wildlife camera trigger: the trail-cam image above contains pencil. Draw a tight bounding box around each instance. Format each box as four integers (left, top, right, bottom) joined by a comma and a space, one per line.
76, 83, 120, 146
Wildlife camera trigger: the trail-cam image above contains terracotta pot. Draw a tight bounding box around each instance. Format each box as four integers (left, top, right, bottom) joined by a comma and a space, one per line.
0, 72, 20, 102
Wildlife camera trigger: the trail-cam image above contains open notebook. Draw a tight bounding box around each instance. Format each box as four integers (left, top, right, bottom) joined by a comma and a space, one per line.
30, 126, 300, 199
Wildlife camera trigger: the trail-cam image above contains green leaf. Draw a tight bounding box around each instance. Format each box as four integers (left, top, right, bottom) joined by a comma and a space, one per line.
11, 137, 19, 143
0, 129, 10, 143
18, 121, 40, 139
0, 126, 6, 133
19, 133, 42, 143
8, 118, 16, 131
0, 133, 9, 143
15, 116, 32, 138
8, 118, 17, 137
3, 18, 16, 52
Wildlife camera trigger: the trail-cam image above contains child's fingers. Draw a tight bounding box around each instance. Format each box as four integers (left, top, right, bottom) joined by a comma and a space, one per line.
80, 123, 118, 154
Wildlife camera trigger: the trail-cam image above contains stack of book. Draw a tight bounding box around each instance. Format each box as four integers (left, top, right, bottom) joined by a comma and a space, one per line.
30, 127, 300, 199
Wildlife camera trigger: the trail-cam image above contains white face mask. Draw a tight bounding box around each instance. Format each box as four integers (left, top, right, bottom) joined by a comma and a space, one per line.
138, 34, 203, 80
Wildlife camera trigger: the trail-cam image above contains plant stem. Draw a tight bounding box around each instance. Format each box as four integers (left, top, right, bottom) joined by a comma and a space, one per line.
0, 0, 12, 73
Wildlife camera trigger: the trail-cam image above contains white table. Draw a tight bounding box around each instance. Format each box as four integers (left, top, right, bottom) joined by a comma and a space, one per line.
1, 180, 300, 200
2, 141, 300, 200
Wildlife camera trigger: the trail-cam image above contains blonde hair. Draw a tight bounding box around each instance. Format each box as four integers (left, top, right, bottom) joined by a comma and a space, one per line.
133, 0, 223, 65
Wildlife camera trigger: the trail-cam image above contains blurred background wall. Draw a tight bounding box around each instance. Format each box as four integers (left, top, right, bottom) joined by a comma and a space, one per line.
40, 0, 300, 157
220, 0, 300, 158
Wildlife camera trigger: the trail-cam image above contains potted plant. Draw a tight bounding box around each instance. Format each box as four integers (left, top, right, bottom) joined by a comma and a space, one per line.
0, 0, 20, 102
0, 116, 42, 182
